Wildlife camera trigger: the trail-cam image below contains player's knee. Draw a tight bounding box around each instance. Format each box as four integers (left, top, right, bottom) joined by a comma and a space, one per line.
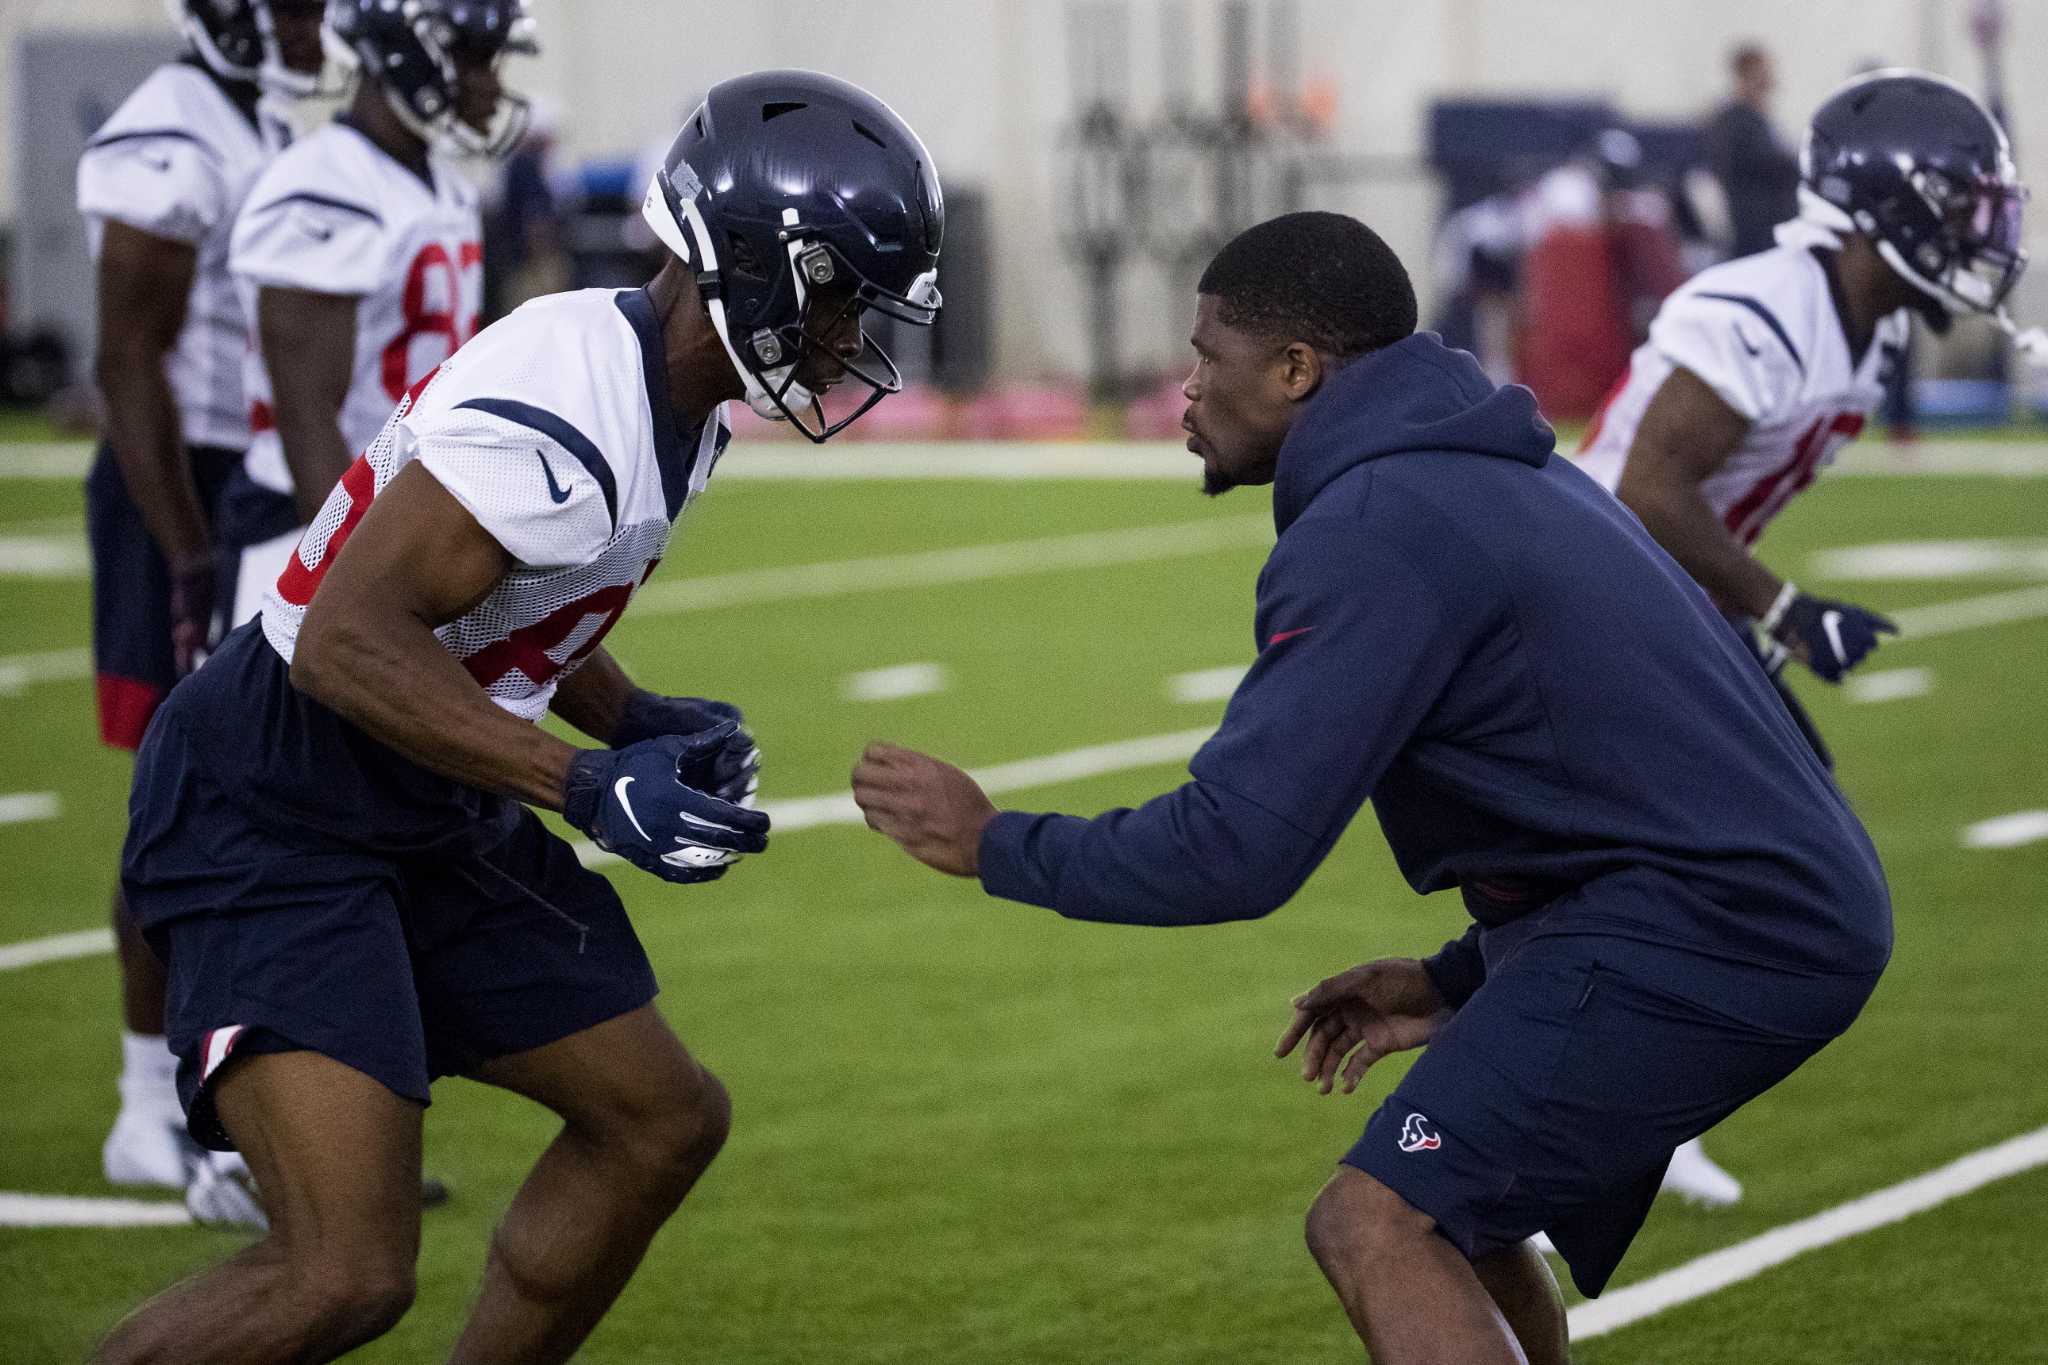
1305, 1169, 1436, 1271
614, 1062, 731, 1194
295, 1259, 416, 1349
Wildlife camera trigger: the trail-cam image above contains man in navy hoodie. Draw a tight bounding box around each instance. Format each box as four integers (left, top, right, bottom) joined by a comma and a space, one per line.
851, 212, 1890, 1364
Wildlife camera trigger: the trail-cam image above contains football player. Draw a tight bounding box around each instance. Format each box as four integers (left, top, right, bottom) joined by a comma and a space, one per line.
98, 71, 940, 1364
217, 0, 536, 632
77, 0, 328, 1222
1575, 69, 2029, 1206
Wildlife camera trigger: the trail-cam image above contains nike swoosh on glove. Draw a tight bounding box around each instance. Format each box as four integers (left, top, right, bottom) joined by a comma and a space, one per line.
1773, 591, 1898, 683
562, 726, 771, 884
613, 692, 761, 807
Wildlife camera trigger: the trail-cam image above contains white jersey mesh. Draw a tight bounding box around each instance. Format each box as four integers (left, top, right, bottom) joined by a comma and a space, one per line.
1576, 244, 1909, 547
78, 63, 286, 451
232, 120, 482, 496
262, 288, 730, 722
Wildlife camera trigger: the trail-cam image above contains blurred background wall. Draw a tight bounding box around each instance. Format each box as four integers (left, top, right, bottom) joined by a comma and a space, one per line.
6, 0, 2044, 422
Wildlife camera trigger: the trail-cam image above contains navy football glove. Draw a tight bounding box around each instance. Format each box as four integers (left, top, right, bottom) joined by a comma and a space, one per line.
613, 691, 760, 808
168, 560, 216, 678
562, 727, 771, 884
1762, 584, 1898, 683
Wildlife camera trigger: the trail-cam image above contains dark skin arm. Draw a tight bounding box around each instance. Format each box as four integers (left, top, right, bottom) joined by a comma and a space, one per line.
94, 221, 208, 569
1613, 365, 1786, 621
548, 646, 636, 745
258, 285, 361, 526
290, 460, 581, 810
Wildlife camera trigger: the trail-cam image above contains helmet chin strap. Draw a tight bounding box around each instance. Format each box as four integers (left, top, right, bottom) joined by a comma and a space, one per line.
647, 184, 818, 423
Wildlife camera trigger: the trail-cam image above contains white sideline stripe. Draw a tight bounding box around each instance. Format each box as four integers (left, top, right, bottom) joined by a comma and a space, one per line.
7, 438, 2048, 484
573, 726, 1214, 869
1962, 810, 2048, 849
1167, 664, 1247, 703
1569, 1123, 2048, 1339
843, 663, 949, 702
0, 1193, 192, 1228
629, 515, 1272, 616
0, 792, 61, 825
1845, 667, 1933, 704
0, 534, 88, 578
0, 519, 1270, 695
0, 926, 113, 971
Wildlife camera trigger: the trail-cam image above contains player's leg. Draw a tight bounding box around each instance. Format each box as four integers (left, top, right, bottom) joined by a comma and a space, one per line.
85, 445, 188, 1188
448, 1004, 730, 1365
1472, 1239, 1569, 1365
1305, 1167, 1531, 1365
92, 1049, 424, 1365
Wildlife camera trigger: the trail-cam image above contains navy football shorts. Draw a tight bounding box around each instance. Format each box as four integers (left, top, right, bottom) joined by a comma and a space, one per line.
126, 710, 658, 1150
1343, 928, 1878, 1297
84, 442, 242, 749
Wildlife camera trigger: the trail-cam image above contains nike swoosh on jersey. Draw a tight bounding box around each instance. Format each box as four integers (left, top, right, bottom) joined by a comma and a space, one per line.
535, 448, 572, 504
614, 777, 653, 841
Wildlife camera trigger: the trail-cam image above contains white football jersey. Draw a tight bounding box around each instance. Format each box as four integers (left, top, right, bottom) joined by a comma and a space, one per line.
231, 118, 482, 496
261, 287, 730, 721
1577, 244, 1910, 547
78, 61, 288, 451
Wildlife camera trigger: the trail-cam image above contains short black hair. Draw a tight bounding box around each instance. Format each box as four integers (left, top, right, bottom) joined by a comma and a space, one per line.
1197, 211, 1417, 358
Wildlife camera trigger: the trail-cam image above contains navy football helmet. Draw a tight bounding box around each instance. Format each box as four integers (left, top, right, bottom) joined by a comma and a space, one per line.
1802, 69, 2027, 329
175, 0, 336, 98
328, 0, 538, 157
642, 70, 945, 442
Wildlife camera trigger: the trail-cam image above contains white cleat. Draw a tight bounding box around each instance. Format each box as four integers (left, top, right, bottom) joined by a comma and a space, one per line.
1529, 1231, 1559, 1256
102, 1109, 196, 1190
184, 1149, 268, 1230
1661, 1137, 1744, 1208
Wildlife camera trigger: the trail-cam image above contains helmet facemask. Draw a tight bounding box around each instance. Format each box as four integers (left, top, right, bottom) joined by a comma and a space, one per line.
645, 172, 943, 443
1875, 165, 2030, 319
175, 0, 341, 100
354, 0, 537, 160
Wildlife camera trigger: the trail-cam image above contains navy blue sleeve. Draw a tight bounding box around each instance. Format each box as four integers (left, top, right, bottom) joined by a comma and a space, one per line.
1421, 923, 1485, 1008
977, 519, 1471, 926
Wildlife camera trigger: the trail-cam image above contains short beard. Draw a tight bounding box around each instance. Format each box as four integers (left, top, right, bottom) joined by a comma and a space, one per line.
1202, 464, 1236, 498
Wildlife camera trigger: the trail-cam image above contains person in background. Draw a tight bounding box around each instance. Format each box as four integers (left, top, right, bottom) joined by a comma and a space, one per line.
1704, 43, 1800, 260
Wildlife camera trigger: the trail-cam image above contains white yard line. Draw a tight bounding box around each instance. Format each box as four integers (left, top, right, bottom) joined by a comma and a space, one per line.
1828, 443, 2048, 478
0, 927, 113, 971
0, 535, 88, 578
1887, 584, 2048, 640
0, 1192, 192, 1228
629, 515, 1271, 616
1962, 811, 2048, 850
0, 645, 92, 694
0, 792, 61, 825
573, 725, 1214, 869
1810, 538, 2048, 581
1167, 664, 1248, 703
1570, 1123, 2048, 1339
1845, 667, 1933, 704
843, 663, 950, 702
0, 444, 92, 480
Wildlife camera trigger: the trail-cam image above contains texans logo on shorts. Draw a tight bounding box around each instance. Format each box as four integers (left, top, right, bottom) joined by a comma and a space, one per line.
1398, 1112, 1442, 1153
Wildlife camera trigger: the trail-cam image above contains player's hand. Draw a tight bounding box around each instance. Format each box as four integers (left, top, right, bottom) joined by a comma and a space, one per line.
613, 691, 760, 807
168, 558, 216, 677
1275, 959, 1452, 1096
850, 742, 998, 878
562, 728, 771, 885
1766, 587, 1897, 683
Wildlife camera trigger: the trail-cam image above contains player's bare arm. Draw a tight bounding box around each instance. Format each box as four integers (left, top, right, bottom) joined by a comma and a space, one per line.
1275, 959, 1450, 1096
94, 221, 212, 669
291, 459, 580, 809
259, 284, 361, 525
1612, 365, 1785, 620
551, 651, 762, 806
548, 647, 637, 743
